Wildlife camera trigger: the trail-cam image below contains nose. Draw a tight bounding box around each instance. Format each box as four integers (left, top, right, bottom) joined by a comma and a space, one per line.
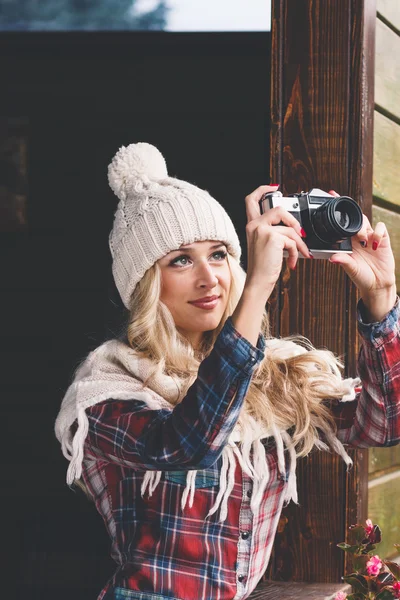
196, 261, 218, 288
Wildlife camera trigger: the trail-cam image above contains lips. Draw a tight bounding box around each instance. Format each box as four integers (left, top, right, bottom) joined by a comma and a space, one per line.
189, 295, 220, 310
190, 295, 219, 303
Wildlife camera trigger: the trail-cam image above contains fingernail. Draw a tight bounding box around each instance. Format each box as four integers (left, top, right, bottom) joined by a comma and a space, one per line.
372, 241, 378, 251
270, 183, 279, 187
360, 241, 367, 248
309, 252, 314, 259
300, 228, 307, 238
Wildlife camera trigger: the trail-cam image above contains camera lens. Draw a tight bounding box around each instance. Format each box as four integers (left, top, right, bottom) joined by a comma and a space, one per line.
311, 196, 363, 243
334, 208, 350, 229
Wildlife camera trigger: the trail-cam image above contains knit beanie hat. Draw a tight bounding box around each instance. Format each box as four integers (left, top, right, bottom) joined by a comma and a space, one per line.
108, 142, 242, 309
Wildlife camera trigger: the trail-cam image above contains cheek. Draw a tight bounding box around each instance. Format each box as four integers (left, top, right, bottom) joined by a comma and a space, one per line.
160, 274, 189, 307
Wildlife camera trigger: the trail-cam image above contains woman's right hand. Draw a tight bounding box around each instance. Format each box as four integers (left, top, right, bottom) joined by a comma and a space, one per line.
231, 185, 311, 346
244, 185, 312, 299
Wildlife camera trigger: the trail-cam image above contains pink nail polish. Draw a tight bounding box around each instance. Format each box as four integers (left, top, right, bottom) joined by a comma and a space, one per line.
372, 241, 378, 251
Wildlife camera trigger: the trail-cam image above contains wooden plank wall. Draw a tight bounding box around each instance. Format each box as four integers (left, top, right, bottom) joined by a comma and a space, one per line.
267, 0, 375, 584
369, 0, 400, 560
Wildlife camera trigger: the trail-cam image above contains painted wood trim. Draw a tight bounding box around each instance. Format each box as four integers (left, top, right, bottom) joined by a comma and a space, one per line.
372, 204, 400, 291
373, 111, 400, 207
377, 0, 400, 33
375, 18, 400, 121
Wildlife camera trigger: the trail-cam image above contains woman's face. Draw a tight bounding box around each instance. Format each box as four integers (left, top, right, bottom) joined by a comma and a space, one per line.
158, 240, 232, 348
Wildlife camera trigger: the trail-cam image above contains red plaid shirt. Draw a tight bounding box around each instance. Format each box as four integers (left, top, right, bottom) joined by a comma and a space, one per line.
82, 299, 400, 600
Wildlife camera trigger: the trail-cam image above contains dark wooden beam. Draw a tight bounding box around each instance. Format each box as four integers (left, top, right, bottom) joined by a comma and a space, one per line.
268, 0, 376, 583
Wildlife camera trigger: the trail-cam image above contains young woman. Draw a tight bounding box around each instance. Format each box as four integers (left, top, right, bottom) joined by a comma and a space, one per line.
55, 142, 400, 600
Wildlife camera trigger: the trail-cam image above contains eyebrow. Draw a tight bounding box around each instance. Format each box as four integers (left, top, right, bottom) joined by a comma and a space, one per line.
169, 242, 226, 253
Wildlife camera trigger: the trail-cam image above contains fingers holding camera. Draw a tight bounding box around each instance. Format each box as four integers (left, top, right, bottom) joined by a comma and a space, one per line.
245, 222, 309, 298
272, 225, 311, 261
354, 214, 374, 248
329, 217, 396, 318
282, 235, 302, 271
370, 220, 389, 251
260, 205, 305, 236
245, 185, 280, 222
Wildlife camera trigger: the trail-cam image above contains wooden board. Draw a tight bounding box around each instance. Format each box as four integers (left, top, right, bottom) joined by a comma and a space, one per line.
372, 205, 400, 292
375, 18, 400, 120
248, 581, 351, 599
373, 111, 400, 206
269, 0, 374, 583
377, 0, 400, 33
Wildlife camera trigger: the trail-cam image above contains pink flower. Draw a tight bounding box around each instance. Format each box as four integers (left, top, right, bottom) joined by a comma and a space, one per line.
365, 519, 374, 536
366, 555, 383, 576
392, 581, 400, 599
334, 592, 347, 600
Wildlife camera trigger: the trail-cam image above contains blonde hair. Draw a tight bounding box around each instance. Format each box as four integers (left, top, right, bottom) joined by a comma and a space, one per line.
127, 256, 346, 458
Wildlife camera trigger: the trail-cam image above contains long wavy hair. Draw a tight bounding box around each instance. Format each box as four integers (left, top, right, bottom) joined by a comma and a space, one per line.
127, 255, 347, 458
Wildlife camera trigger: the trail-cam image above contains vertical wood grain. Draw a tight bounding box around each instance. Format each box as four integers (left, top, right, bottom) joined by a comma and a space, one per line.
268, 0, 375, 583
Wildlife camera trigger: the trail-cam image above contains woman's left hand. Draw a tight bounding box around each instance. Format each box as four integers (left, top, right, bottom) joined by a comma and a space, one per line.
328, 191, 397, 322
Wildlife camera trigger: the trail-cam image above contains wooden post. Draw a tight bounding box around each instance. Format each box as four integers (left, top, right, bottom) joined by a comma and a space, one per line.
267, 0, 376, 583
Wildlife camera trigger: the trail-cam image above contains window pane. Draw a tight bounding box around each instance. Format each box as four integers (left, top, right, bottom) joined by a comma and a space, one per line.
0, 0, 271, 31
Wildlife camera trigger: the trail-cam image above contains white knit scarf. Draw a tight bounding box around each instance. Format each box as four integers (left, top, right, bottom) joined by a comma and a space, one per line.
55, 337, 360, 522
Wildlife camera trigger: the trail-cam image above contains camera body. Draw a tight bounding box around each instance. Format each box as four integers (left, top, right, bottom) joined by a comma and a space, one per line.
260, 188, 363, 259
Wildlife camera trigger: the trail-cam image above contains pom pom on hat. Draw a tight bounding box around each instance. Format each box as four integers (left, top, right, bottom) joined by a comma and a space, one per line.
108, 142, 168, 201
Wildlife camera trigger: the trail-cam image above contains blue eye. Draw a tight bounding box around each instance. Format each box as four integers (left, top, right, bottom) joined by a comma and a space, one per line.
170, 255, 191, 267
212, 251, 227, 260
169, 250, 227, 268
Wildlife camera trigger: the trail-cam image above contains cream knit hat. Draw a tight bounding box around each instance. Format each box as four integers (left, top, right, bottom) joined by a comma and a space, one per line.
108, 142, 241, 308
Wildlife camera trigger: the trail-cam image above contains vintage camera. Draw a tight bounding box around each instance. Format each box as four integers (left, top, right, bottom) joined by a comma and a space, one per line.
260, 188, 363, 258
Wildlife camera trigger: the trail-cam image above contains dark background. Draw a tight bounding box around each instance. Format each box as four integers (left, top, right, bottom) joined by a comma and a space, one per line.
1, 32, 271, 599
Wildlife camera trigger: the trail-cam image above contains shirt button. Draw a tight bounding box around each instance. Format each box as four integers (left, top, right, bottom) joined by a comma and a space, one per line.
238, 575, 245, 583
246, 489, 252, 498
241, 531, 250, 540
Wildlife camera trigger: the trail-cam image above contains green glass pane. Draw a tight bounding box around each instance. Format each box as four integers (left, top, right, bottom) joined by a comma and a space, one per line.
369, 446, 400, 476
368, 472, 400, 559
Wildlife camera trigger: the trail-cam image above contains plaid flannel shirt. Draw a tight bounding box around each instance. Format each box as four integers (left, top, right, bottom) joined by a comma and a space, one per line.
82, 298, 400, 600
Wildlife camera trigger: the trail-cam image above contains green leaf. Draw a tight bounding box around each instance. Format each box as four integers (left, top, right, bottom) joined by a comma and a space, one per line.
384, 560, 400, 579
370, 525, 382, 544
343, 574, 369, 593
349, 525, 368, 542
375, 590, 395, 599
376, 572, 395, 589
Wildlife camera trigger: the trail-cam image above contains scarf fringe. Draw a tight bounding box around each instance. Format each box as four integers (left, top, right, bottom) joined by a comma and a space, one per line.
66, 406, 89, 485
138, 425, 352, 519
